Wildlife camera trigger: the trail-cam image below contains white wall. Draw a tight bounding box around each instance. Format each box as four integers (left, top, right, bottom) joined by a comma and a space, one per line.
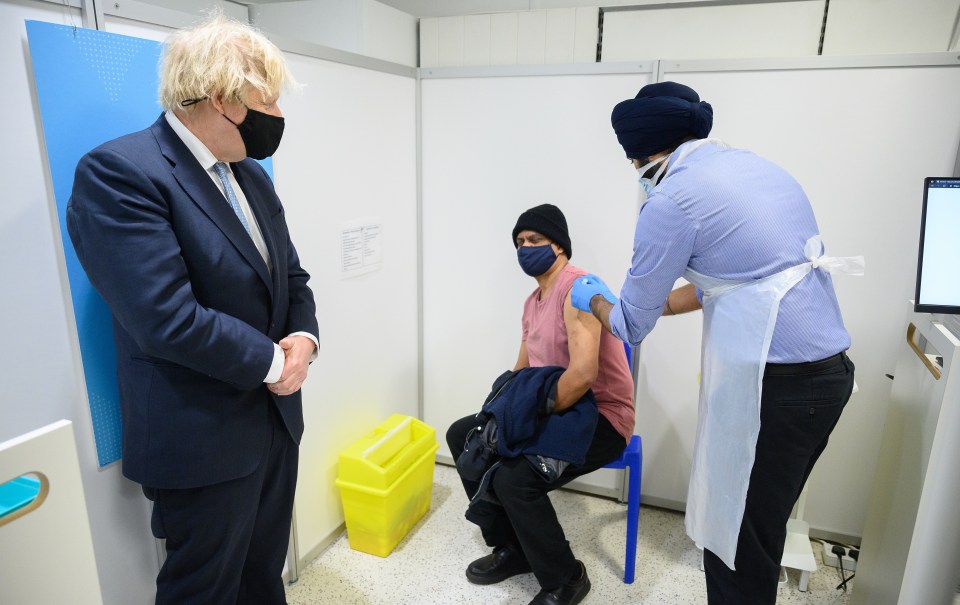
1, 1, 158, 603
252, 0, 418, 67
272, 51, 419, 563
421, 71, 652, 497
5, 1, 419, 599
417, 0, 960, 66
601, 1, 824, 61
107, 0, 248, 26
363, 0, 419, 65
104, 15, 175, 40
252, 0, 365, 59
823, 0, 960, 54
101, 1, 422, 565
420, 8, 598, 67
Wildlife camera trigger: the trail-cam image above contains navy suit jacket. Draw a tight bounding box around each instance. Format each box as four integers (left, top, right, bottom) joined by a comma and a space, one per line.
67, 115, 319, 489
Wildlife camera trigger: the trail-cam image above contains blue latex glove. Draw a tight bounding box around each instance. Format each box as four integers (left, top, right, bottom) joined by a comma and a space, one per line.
571, 274, 618, 312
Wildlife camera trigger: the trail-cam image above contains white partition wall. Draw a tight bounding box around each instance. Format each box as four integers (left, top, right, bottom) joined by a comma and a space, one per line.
0, 421, 103, 605
102, 8, 421, 576
103, 15, 175, 41
6, 2, 418, 597
601, 1, 824, 61
821, 0, 960, 55
421, 65, 655, 495
275, 49, 419, 564
2, 2, 158, 603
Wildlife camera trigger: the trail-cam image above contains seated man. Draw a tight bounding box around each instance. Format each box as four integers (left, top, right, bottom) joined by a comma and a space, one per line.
447, 204, 635, 605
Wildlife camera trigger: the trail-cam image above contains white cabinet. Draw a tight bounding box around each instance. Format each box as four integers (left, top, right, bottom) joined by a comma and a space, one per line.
0, 421, 103, 604
853, 305, 960, 605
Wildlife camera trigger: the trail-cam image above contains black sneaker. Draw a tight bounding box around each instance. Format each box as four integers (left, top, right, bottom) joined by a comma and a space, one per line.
528, 560, 591, 605
465, 543, 533, 585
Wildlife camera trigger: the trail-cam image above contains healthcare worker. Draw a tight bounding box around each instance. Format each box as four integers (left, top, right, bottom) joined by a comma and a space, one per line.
571, 82, 862, 604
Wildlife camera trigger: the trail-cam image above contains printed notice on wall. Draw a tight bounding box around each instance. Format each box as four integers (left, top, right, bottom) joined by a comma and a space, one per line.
340, 219, 383, 278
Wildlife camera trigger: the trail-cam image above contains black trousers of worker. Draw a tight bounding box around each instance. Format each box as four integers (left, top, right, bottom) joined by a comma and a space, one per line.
143, 403, 298, 605
703, 352, 856, 605
447, 413, 626, 590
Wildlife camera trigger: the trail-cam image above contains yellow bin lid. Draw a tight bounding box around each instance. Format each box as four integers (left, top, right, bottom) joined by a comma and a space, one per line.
337, 414, 437, 492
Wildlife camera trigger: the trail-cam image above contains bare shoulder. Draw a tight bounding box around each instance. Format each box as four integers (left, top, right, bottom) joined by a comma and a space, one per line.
564, 289, 600, 332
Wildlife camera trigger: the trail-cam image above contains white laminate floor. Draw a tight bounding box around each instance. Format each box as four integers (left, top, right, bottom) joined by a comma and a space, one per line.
286, 463, 854, 605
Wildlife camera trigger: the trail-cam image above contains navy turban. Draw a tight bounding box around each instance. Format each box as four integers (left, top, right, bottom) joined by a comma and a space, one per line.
611, 81, 713, 160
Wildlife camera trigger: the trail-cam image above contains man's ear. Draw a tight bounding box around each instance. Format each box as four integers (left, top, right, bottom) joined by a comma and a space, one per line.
209, 93, 226, 113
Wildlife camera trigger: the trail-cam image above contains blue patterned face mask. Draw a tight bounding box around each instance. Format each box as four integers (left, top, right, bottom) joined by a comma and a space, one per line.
517, 244, 557, 276
636, 155, 669, 205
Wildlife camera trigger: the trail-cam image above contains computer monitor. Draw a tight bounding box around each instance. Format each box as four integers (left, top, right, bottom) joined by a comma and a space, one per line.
915, 177, 960, 314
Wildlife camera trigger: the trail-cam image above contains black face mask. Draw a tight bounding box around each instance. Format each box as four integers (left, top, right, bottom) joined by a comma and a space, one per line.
222, 106, 285, 160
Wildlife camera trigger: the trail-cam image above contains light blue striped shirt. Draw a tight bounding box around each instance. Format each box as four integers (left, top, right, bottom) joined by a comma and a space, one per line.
609, 141, 850, 363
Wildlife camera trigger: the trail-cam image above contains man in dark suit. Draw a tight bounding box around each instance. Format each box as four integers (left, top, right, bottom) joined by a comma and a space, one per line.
67, 16, 318, 605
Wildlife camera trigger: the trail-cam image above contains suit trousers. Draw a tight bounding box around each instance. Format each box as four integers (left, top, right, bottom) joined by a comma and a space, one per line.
703, 352, 855, 604
143, 402, 298, 605
447, 413, 626, 590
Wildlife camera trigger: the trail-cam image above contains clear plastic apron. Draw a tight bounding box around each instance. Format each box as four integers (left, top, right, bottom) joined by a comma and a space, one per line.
682, 236, 864, 570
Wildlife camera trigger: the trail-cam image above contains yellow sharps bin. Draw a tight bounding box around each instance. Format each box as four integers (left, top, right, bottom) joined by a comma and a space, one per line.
335, 414, 439, 557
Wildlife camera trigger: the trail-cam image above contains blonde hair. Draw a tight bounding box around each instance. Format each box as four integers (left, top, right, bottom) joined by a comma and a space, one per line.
159, 14, 294, 112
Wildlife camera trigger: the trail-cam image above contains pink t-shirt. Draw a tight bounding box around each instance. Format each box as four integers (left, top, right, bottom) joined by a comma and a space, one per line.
521, 264, 636, 443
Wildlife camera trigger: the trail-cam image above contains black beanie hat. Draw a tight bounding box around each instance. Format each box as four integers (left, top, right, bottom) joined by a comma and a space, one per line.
512, 204, 572, 260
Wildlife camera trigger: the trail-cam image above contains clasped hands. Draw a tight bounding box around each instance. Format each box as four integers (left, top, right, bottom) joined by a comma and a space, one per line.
571, 274, 618, 312
269, 335, 316, 396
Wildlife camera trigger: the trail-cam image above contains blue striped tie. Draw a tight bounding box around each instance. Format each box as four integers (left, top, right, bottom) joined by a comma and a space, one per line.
213, 162, 251, 235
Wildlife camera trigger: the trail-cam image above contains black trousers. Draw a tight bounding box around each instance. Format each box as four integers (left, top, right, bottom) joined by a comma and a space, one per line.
447, 413, 626, 590
143, 404, 298, 605
703, 352, 855, 604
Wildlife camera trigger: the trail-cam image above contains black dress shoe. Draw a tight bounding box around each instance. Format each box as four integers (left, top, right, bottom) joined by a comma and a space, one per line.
465, 543, 533, 585
528, 560, 591, 605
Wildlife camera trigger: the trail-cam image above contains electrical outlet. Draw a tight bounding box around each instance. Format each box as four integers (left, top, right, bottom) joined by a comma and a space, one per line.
819, 541, 857, 572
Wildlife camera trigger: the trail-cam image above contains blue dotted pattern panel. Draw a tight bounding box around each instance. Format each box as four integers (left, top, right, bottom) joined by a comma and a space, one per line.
26, 21, 273, 467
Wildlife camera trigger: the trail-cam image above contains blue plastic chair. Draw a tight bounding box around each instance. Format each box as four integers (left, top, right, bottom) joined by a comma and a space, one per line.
603, 434, 642, 584
603, 342, 642, 584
